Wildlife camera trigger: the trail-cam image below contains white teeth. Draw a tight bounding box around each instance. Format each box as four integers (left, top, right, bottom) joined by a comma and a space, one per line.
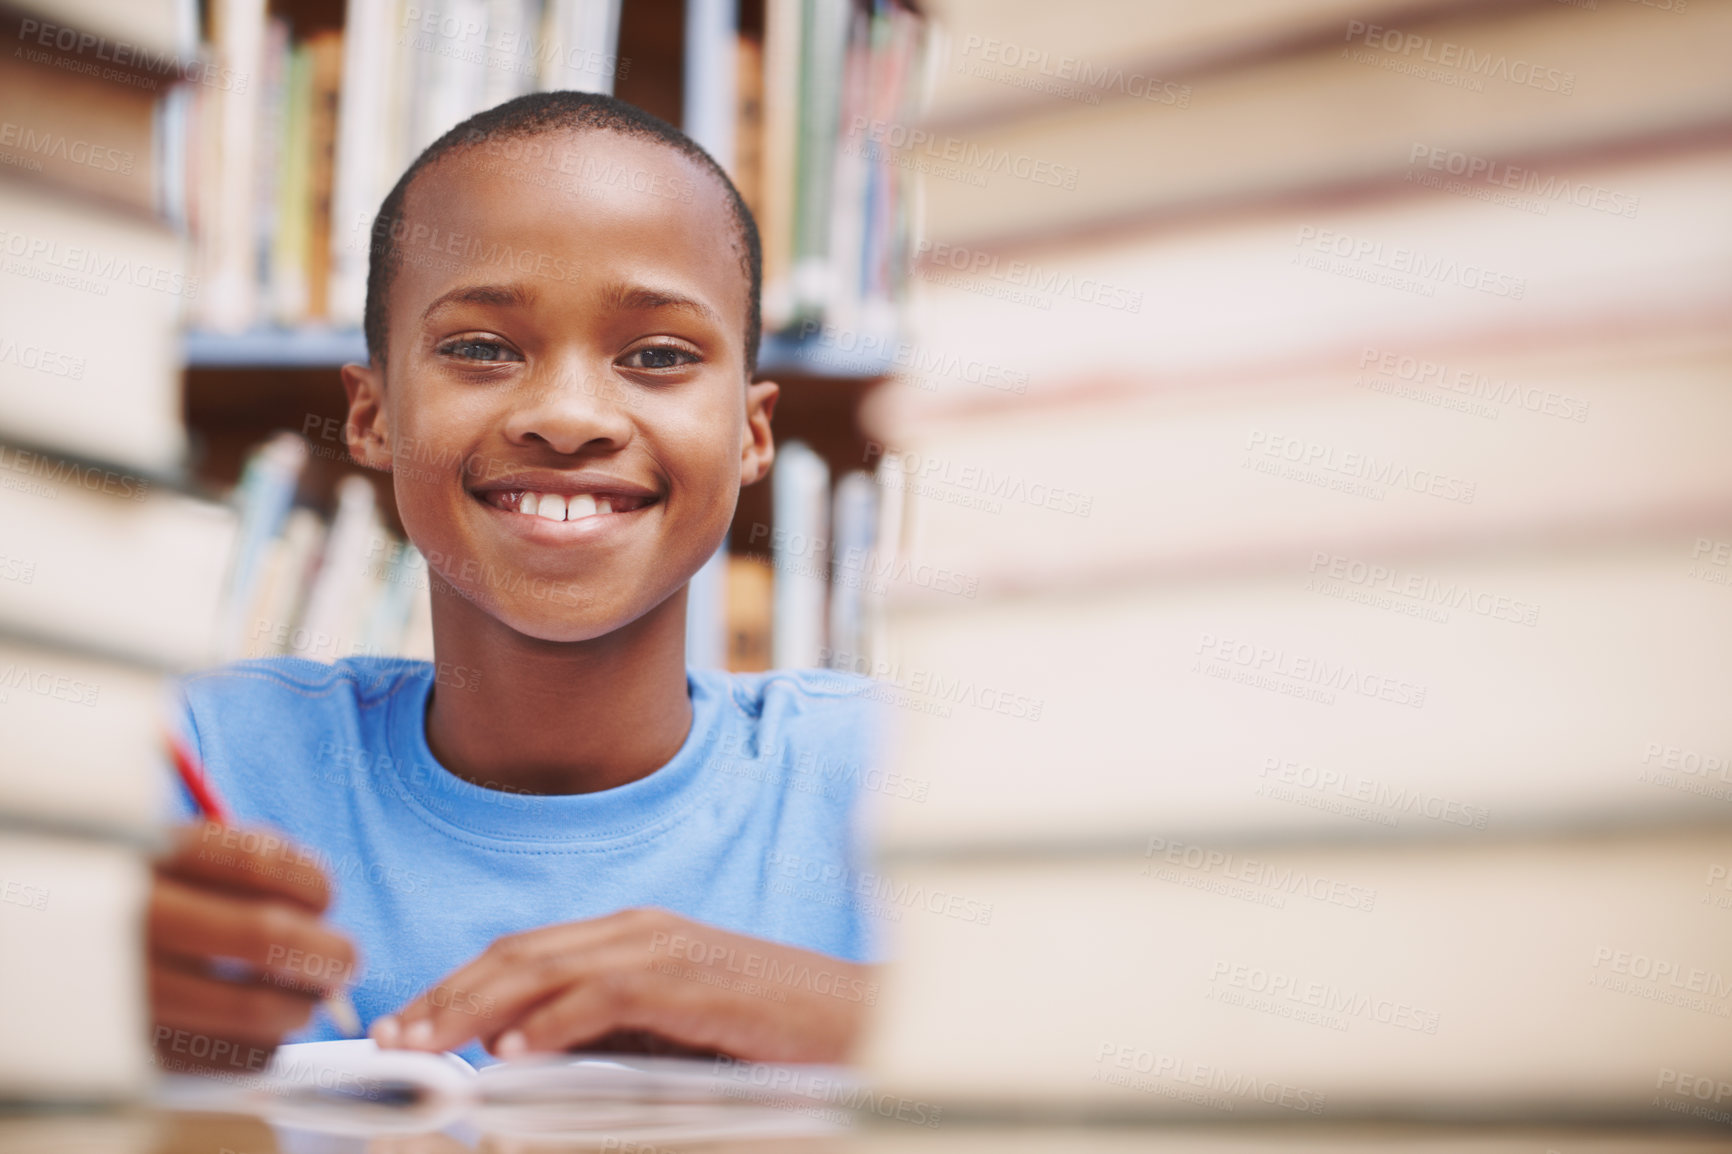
505, 491, 623, 520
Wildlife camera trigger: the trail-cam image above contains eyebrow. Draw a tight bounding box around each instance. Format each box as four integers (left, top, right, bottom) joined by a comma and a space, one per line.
419, 282, 537, 324
603, 283, 723, 326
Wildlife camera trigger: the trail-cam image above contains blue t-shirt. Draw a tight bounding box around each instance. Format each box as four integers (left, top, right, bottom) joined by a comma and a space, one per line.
170, 656, 882, 1055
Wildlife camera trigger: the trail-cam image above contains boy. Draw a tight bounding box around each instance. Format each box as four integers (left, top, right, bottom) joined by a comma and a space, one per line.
151, 92, 879, 1073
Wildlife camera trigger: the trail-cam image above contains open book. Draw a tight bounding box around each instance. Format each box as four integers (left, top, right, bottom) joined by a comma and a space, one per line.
160, 1039, 861, 1141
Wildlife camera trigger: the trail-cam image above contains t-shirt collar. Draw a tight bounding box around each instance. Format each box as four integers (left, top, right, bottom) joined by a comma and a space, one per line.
381, 668, 723, 847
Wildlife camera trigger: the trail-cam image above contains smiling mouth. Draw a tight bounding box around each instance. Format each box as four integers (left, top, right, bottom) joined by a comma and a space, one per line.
477, 489, 657, 523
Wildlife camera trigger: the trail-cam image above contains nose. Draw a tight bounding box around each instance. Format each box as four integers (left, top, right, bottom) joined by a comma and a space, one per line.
502, 361, 635, 455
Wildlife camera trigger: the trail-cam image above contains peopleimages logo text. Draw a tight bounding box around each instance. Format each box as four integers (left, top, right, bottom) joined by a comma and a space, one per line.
17, 18, 250, 90
1245, 430, 1477, 504
1343, 20, 1575, 93
957, 37, 1191, 106
849, 118, 1079, 189
913, 241, 1143, 312
1293, 227, 1525, 299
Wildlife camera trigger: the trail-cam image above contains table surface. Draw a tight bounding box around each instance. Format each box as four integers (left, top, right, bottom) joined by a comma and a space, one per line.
4, 1112, 1732, 1154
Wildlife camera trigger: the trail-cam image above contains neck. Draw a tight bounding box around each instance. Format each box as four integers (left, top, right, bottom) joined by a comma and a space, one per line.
421, 580, 694, 796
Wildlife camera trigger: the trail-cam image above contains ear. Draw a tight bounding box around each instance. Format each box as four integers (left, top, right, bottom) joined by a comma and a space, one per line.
340, 360, 393, 472
740, 379, 779, 486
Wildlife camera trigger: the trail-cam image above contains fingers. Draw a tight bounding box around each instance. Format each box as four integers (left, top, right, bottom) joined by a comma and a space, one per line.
157, 821, 333, 913
381, 911, 669, 1052
149, 953, 326, 1077
150, 960, 321, 1048
491, 961, 718, 1059
150, 874, 358, 996
147, 829, 358, 1078
377, 936, 577, 1051
375, 909, 872, 1063
490, 981, 639, 1060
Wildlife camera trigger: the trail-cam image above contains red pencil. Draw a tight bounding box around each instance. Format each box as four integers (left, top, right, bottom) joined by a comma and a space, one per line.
167, 733, 231, 824
164, 731, 361, 1037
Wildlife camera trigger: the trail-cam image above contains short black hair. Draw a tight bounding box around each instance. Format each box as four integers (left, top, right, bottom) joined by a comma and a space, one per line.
362, 91, 763, 376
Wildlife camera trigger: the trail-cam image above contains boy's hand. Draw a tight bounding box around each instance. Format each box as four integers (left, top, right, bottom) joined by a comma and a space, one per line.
149, 821, 359, 1076
374, 908, 874, 1064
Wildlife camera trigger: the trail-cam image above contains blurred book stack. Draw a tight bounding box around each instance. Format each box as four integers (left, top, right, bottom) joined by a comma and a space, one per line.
856, 0, 1732, 1124
0, 0, 224, 1102
0, 0, 437, 1103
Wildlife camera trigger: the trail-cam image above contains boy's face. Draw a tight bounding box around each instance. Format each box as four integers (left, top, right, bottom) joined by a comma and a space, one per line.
342, 130, 776, 642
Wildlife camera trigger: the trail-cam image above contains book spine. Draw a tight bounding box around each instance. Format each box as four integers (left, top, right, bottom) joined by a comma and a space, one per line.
771, 441, 831, 669
827, 469, 878, 670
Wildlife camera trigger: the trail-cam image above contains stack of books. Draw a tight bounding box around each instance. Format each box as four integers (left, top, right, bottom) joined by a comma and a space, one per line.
0, 0, 238, 1101
855, 0, 1732, 1124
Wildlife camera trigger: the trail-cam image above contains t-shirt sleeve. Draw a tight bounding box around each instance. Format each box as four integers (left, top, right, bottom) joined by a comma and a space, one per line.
843, 820, 888, 966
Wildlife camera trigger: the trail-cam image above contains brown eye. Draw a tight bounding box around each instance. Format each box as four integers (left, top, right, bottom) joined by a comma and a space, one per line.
439, 338, 521, 362
624, 345, 697, 370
